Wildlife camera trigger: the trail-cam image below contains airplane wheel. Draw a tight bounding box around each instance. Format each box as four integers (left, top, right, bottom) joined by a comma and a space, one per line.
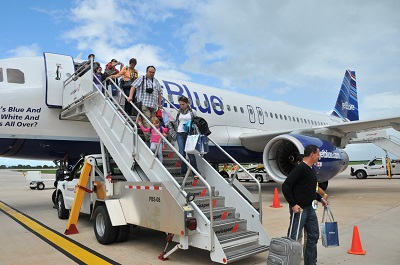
30, 186, 36, 190
37, 182, 45, 190
93, 205, 118, 245
115, 224, 130, 243
57, 194, 69, 219
319, 181, 329, 190
255, 174, 263, 183
355, 170, 367, 179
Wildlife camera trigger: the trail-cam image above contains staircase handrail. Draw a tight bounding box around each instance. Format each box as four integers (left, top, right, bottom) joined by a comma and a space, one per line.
162, 97, 263, 222
106, 77, 215, 248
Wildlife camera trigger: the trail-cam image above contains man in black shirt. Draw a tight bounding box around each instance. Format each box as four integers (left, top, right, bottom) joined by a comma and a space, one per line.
282, 144, 328, 265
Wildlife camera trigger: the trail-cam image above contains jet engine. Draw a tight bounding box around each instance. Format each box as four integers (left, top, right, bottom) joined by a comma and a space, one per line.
263, 134, 349, 184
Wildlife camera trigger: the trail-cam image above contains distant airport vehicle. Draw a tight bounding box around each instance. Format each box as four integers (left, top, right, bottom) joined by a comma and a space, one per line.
350, 157, 400, 179
25, 170, 55, 190
234, 165, 272, 183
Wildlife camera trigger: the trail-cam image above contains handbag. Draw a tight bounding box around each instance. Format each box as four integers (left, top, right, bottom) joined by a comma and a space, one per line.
320, 206, 339, 247
184, 134, 209, 155
120, 79, 134, 90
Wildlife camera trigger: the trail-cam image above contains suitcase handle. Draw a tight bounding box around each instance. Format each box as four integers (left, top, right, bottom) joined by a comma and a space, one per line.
289, 210, 302, 241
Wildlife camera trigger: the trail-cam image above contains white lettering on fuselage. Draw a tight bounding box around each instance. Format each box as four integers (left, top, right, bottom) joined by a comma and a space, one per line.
319, 149, 340, 159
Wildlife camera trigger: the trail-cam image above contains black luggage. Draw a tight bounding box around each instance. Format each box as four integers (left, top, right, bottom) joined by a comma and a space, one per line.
192, 116, 211, 136
267, 211, 302, 265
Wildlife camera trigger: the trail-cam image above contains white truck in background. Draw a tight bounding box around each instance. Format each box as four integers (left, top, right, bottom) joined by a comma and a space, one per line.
350, 156, 400, 179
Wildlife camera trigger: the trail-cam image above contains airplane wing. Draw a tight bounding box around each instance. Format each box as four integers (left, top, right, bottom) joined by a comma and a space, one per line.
239, 115, 400, 152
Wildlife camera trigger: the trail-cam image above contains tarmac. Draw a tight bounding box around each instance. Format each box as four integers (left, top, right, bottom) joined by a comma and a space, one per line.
0, 168, 399, 265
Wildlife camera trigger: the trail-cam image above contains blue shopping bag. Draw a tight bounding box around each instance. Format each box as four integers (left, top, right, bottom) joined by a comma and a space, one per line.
321, 207, 339, 247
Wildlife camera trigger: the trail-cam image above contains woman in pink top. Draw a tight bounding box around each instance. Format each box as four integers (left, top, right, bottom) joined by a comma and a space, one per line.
138, 117, 169, 163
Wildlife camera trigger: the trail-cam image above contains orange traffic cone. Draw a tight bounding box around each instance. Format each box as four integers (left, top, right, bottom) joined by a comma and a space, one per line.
348, 226, 366, 255
270, 188, 283, 208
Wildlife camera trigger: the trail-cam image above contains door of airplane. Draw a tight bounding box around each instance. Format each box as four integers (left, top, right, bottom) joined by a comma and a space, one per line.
247, 105, 256, 123
44, 53, 75, 108
256, 107, 264, 124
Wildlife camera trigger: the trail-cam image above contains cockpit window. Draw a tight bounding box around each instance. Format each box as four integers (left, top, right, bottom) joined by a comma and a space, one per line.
7, 68, 25, 84
0, 68, 3, 82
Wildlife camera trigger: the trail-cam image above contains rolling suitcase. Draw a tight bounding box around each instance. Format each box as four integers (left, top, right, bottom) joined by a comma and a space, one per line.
267, 211, 302, 265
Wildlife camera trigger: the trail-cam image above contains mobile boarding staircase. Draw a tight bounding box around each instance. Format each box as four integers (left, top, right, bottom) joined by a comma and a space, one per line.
60, 62, 269, 264
349, 130, 400, 158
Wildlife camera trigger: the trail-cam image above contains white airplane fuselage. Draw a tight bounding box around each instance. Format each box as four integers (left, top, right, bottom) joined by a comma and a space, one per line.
3, 53, 385, 183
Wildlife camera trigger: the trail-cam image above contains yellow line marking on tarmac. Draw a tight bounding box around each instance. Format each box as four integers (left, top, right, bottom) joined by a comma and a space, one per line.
0, 201, 119, 265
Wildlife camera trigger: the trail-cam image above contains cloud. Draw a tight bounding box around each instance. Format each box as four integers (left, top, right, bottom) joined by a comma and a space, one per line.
8, 44, 41, 57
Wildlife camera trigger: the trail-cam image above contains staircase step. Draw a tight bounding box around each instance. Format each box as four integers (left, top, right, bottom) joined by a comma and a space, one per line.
194, 196, 225, 210
175, 176, 206, 187
217, 230, 259, 245
213, 218, 247, 236
202, 207, 236, 221
184, 186, 215, 198
224, 240, 269, 264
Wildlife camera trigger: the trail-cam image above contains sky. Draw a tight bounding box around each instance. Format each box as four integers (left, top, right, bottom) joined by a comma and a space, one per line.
1, 0, 400, 166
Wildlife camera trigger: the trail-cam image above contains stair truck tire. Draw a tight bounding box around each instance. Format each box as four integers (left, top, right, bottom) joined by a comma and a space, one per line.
57, 193, 69, 219
93, 205, 118, 245
114, 225, 130, 243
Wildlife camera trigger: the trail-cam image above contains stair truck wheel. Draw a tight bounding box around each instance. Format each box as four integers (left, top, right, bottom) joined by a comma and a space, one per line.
51, 190, 57, 205
115, 225, 130, 243
37, 182, 45, 190
57, 193, 69, 219
355, 170, 367, 179
93, 205, 118, 245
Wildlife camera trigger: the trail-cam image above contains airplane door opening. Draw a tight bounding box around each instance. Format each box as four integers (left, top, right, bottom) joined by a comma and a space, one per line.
44, 53, 75, 108
247, 105, 256, 123
256, 107, 264, 124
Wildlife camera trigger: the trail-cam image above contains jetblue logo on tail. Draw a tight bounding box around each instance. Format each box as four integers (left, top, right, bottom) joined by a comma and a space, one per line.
331, 70, 359, 121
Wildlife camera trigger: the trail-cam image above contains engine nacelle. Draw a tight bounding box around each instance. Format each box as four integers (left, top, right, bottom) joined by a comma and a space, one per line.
263, 134, 349, 183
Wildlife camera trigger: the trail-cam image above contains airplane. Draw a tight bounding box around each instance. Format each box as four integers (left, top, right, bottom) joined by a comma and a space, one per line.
1, 52, 400, 189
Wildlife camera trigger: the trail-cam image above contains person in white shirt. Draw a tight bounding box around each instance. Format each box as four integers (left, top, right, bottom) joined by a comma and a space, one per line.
175, 96, 198, 176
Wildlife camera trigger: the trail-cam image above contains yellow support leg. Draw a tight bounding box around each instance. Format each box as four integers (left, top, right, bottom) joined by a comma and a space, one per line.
65, 159, 93, 235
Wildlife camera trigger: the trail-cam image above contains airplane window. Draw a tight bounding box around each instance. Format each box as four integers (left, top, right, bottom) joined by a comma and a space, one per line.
284, 115, 287, 120
308, 119, 311, 124
265, 111, 268, 117
212, 102, 224, 111
7, 68, 25, 84
296, 117, 299, 122
0, 68, 3, 82
270, 112, 273, 118
234, 106, 238, 112
203, 101, 209, 107
227, 105, 231, 111
279, 114, 283, 120
300, 118, 303, 123
275, 113, 278, 119
288, 116, 291, 121
168, 94, 174, 103
196, 99, 200, 106
240, 107, 244, 113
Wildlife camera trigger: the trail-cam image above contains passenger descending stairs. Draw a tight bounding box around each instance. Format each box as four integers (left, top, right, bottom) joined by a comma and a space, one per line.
60, 68, 269, 263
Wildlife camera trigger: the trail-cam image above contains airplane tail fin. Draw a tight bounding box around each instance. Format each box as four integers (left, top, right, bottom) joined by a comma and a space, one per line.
330, 70, 359, 121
